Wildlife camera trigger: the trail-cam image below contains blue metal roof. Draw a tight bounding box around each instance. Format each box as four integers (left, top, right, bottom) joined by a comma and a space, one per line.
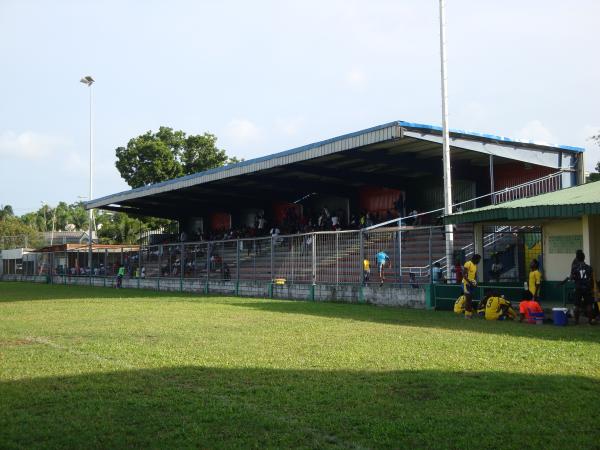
87, 120, 585, 209
398, 120, 585, 153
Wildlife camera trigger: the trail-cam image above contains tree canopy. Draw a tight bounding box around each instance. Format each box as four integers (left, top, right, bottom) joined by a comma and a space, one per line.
115, 127, 239, 188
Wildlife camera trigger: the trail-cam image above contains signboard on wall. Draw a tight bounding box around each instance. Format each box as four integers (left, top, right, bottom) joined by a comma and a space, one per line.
548, 235, 582, 254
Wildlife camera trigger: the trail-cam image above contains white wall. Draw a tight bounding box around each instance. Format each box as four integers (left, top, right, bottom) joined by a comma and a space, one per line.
542, 220, 582, 281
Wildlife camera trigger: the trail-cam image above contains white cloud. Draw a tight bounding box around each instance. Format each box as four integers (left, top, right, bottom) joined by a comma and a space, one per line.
344, 68, 367, 89
275, 117, 305, 136
515, 120, 557, 145
0, 130, 68, 160
225, 118, 261, 145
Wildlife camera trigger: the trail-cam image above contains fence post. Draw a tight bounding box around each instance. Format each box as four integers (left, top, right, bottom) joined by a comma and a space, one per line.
397, 219, 402, 286
139, 243, 143, 289
179, 242, 184, 292
335, 232, 339, 286
205, 242, 211, 294
236, 239, 240, 284
270, 236, 274, 282
359, 230, 364, 285
428, 226, 433, 283
311, 233, 316, 285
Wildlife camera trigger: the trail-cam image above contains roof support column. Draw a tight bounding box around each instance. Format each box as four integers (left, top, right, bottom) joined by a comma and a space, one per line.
489, 154, 495, 205
473, 223, 483, 282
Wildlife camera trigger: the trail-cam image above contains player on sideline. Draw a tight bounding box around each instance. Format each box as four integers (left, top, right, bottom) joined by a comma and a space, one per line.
462, 254, 481, 319
528, 259, 542, 301
376, 251, 390, 285
564, 251, 597, 325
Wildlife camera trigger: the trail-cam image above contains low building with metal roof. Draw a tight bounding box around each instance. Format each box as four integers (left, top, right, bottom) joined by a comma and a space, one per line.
445, 181, 600, 281
87, 120, 586, 236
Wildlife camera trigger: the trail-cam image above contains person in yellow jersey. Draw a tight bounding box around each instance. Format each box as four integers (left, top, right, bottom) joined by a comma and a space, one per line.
528, 259, 542, 301
462, 254, 481, 318
454, 294, 466, 314
483, 293, 517, 321
362, 257, 371, 285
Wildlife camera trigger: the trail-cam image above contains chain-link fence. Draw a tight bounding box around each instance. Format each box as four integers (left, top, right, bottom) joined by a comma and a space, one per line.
2, 225, 487, 286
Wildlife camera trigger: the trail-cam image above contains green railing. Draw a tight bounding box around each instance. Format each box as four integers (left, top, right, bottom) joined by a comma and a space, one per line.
431, 281, 573, 311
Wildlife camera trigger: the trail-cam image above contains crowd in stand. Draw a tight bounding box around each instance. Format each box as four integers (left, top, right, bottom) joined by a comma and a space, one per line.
176, 199, 422, 244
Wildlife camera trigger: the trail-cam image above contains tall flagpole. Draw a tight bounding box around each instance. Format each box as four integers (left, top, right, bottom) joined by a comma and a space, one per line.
439, 0, 454, 278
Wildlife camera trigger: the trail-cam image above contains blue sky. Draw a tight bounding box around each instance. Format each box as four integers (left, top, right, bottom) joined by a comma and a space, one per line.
1, 0, 599, 215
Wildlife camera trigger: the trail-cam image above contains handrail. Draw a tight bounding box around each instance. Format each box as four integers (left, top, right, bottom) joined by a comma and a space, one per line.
364, 170, 565, 231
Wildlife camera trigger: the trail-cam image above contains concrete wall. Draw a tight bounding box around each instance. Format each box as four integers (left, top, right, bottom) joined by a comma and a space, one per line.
0, 274, 427, 309
542, 219, 582, 281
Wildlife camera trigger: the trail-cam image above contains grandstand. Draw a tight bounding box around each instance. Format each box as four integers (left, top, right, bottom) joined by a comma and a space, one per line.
82, 120, 584, 285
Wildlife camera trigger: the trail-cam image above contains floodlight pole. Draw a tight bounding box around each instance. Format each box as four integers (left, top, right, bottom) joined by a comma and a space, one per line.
80, 76, 95, 279
439, 0, 454, 279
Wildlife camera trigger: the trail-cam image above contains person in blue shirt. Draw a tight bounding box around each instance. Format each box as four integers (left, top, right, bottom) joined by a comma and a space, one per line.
376, 251, 390, 285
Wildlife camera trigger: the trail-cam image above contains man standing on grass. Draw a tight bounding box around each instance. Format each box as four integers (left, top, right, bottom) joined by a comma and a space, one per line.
462, 254, 481, 319
376, 251, 390, 285
528, 259, 542, 301
117, 265, 125, 288
565, 251, 597, 325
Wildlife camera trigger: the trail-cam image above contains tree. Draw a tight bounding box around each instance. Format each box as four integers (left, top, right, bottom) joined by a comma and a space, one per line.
98, 212, 147, 244
115, 127, 238, 188
0, 216, 42, 249
0, 205, 14, 220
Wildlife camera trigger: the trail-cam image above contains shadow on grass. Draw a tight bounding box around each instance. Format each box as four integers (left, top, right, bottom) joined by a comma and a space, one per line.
227, 299, 600, 344
1, 366, 598, 449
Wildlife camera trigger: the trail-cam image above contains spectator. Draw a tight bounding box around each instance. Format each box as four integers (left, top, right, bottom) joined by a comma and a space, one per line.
363, 257, 371, 285
331, 213, 339, 229
409, 272, 418, 288
376, 250, 391, 285
117, 264, 125, 288
431, 262, 445, 284
394, 194, 406, 217
490, 252, 503, 282
257, 214, 267, 235
270, 225, 282, 245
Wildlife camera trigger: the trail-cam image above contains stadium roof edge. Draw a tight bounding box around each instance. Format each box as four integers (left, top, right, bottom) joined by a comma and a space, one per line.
86, 120, 585, 210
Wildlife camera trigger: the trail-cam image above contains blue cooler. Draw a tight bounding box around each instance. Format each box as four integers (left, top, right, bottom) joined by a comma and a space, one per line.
552, 308, 568, 326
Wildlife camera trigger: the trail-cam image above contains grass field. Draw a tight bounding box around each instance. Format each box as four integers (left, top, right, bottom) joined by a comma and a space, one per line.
1, 282, 599, 449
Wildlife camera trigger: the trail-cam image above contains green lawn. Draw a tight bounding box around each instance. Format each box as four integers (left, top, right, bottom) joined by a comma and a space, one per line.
1, 282, 599, 449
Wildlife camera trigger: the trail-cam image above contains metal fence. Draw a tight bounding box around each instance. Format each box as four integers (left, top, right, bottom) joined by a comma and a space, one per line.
1, 226, 483, 286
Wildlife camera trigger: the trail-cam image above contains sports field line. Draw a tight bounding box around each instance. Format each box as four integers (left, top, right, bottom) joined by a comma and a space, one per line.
20, 335, 367, 449
23, 336, 136, 370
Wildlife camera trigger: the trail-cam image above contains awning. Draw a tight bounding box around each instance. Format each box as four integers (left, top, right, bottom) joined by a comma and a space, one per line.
445, 181, 600, 225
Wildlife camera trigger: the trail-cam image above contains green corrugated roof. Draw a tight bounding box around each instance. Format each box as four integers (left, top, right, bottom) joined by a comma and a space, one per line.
445, 181, 600, 224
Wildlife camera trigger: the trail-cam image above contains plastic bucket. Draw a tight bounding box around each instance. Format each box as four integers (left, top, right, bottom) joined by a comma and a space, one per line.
552, 308, 568, 326
531, 312, 544, 325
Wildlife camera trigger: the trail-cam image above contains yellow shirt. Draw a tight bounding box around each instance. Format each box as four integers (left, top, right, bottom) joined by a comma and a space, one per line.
363, 259, 370, 271
528, 270, 542, 296
463, 260, 477, 286
484, 296, 511, 320
454, 295, 466, 314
